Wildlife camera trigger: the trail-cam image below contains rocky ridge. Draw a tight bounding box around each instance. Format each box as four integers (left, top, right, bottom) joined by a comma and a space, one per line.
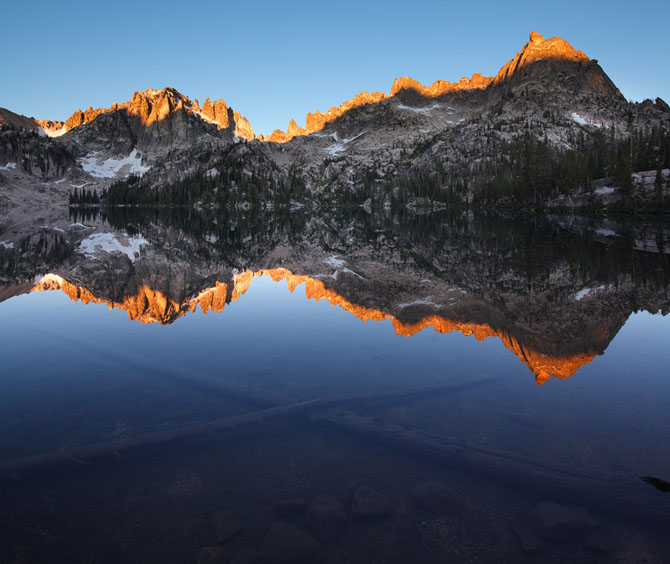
0, 32, 669, 208
266, 31, 622, 143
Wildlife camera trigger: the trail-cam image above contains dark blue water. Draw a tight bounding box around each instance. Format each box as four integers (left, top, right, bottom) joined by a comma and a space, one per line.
1, 208, 669, 563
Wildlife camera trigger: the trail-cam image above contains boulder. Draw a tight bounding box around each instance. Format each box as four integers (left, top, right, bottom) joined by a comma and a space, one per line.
530, 502, 597, 542
410, 481, 463, 514
230, 547, 258, 564
305, 495, 347, 541
513, 525, 542, 553
350, 485, 392, 519
259, 522, 322, 564
197, 546, 227, 564
274, 498, 308, 520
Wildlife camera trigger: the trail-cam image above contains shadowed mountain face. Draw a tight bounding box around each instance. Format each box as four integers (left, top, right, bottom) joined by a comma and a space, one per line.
2, 207, 669, 384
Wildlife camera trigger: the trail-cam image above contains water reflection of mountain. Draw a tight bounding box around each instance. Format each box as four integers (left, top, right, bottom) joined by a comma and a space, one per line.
2, 207, 669, 383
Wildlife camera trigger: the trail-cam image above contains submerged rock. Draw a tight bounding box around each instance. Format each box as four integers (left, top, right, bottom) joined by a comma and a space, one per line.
230, 547, 258, 564
259, 522, 322, 564
530, 502, 597, 542
410, 481, 463, 514
582, 530, 614, 553
513, 525, 543, 553
212, 511, 243, 543
305, 495, 347, 541
274, 498, 308, 520
350, 485, 392, 519
197, 546, 227, 564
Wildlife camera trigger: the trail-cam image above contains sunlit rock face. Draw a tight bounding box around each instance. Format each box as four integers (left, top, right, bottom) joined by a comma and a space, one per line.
0, 88, 257, 197
53, 88, 254, 139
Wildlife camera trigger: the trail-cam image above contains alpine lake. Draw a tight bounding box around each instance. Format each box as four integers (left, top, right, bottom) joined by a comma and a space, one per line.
1, 205, 669, 564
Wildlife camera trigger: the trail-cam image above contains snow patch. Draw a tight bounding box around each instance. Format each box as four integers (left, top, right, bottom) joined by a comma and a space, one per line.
0, 162, 16, 171
571, 112, 602, 128
447, 287, 468, 294
324, 256, 345, 268
325, 143, 345, 156
77, 232, 147, 261
399, 297, 439, 308
69, 222, 86, 229
575, 285, 606, 301
0, 240, 14, 249
595, 228, 616, 237
41, 125, 67, 138
342, 132, 366, 144
594, 186, 615, 195
314, 132, 339, 140
79, 149, 150, 179
340, 267, 364, 279
397, 104, 441, 114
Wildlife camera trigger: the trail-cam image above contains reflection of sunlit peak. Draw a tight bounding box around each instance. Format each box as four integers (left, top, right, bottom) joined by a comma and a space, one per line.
30, 267, 596, 383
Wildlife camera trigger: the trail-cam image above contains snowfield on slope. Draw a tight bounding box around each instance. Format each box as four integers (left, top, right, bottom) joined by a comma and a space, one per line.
78, 149, 150, 178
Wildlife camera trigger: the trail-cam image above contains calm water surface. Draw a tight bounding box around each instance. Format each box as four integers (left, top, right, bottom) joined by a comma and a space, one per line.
1, 207, 669, 563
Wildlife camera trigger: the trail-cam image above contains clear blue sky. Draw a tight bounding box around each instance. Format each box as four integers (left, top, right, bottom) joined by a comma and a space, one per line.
2, 0, 668, 136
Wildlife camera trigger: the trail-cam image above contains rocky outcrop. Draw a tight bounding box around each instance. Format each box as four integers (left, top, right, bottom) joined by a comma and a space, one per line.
0, 128, 75, 179
193, 97, 254, 139
55, 88, 255, 139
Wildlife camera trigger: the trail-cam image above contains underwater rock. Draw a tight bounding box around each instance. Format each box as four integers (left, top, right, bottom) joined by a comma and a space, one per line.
513, 525, 543, 553
410, 481, 463, 514
212, 511, 243, 543
230, 547, 258, 564
197, 546, 227, 564
530, 502, 597, 542
305, 495, 348, 541
350, 485, 392, 519
274, 498, 308, 520
582, 530, 614, 553
259, 522, 322, 564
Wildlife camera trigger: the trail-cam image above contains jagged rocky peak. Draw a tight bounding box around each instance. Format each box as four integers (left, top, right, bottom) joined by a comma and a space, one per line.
44, 87, 255, 140
263, 31, 622, 143
493, 31, 623, 99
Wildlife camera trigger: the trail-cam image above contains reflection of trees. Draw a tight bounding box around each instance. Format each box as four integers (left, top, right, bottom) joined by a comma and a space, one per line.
64, 207, 670, 293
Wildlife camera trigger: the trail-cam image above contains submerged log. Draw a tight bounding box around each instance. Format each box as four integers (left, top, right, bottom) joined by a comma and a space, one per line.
0, 399, 322, 477
0, 378, 495, 477
312, 409, 670, 524
0, 378, 496, 477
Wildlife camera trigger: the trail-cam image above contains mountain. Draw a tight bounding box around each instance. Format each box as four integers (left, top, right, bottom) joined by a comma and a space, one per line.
0, 31, 669, 209
265, 31, 623, 143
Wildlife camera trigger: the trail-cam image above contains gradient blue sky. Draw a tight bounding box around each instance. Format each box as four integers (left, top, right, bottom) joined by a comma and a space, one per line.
2, 0, 668, 136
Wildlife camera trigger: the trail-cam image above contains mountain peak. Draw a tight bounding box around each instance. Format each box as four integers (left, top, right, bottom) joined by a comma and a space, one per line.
263, 31, 611, 143
48, 87, 256, 140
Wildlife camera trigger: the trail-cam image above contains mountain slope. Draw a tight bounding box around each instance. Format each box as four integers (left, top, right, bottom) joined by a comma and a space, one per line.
1, 31, 669, 208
